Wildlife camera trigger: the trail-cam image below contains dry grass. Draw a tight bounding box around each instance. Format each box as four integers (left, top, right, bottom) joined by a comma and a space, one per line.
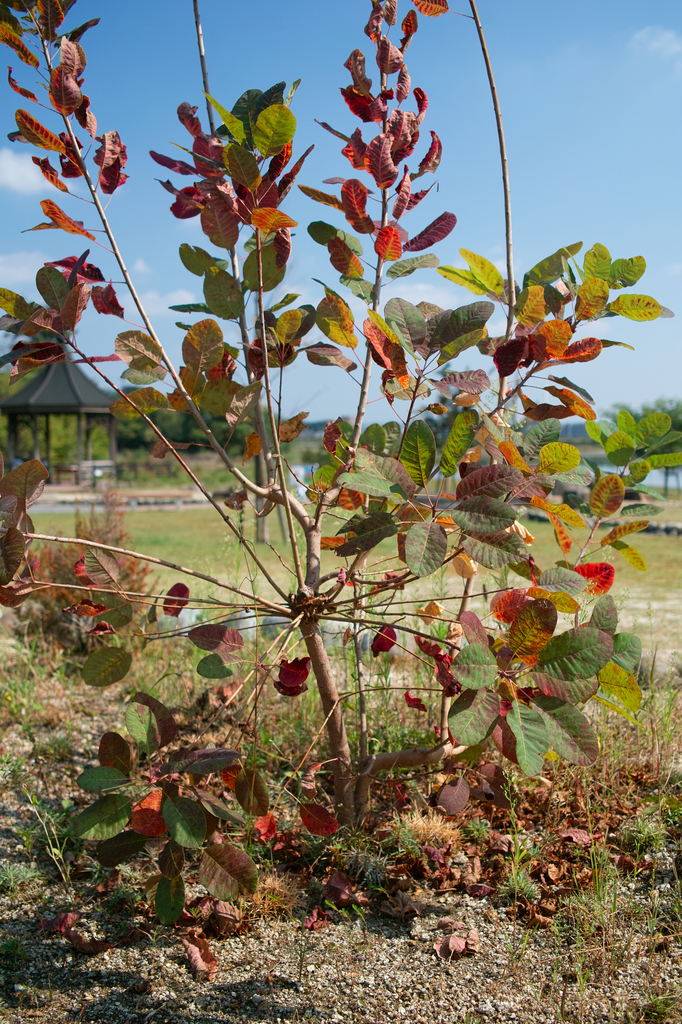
245, 871, 306, 920
394, 809, 461, 850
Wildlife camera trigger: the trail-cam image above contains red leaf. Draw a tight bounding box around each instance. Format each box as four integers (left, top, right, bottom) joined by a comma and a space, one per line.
392, 167, 411, 219
396, 65, 411, 104
149, 150, 196, 175
300, 803, 340, 836
168, 185, 202, 219
40, 912, 81, 932
63, 599, 106, 616
374, 225, 402, 261
181, 933, 217, 981
49, 65, 82, 115
322, 870, 367, 907
177, 101, 203, 138
91, 280, 124, 317
89, 621, 115, 636
31, 155, 68, 193
304, 907, 333, 930
365, 132, 399, 190
74, 95, 97, 139
94, 130, 128, 194
274, 227, 292, 268
494, 337, 529, 376
341, 127, 367, 170
63, 929, 113, 955
46, 254, 105, 283
412, 0, 449, 15
490, 588, 533, 624
275, 657, 310, 696
187, 624, 244, 661
376, 37, 404, 75
405, 690, 427, 712
163, 582, 190, 617
364, 317, 408, 381
401, 9, 419, 50
414, 130, 442, 178
340, 178, 375, 233
405, 183, 435, 212
131, 790, 166, 837
466, 883, 495, 898
323, 420, 343, 454
221, 763, 241, 791
560, 828, 592, 847
404, 211, 457, 252
414, 86, 429, 124
73, 555, 93, 585
340, 85, 376, 123
253, 812, 277, 843
371, 625, 397, 656
573, 562, 615, 595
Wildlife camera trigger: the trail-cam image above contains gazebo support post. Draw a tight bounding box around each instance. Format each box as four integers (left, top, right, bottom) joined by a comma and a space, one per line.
7, 414, 17, 467
44, 414, 51, 478
77, 411, 85, 484
108, 417, 117, 478
31, 413, 40, 461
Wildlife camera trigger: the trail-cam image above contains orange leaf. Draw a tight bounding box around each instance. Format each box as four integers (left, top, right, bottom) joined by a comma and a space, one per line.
338, 488, 363, 510
412, 0, 449, 15
544, 385, 596, 420
8, 67, 38, 102
573, 562, 615, 595
242, 431, 262, 465
221, 763, 240, 790
39, 199, 95, 239
490, 588, 532, 624
15, 108, 65, 152
549, 515, 573, 555
0, 27, 38, 68
590, 475, 624, 518
320, 537, 347, 550
251, 207, 298, 233
32, 155, 68, 192
534, 319, 572, 358
374, 225, 402, 261
498, 440, 531, 474
327, 237, 364, 279
601, 520, 649, 546
298, 185, 344, 211
131, 790, 166, 837
544, 337, 602, 366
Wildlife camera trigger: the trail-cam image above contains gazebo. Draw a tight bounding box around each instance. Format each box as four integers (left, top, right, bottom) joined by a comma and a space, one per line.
0, 361, 117, 485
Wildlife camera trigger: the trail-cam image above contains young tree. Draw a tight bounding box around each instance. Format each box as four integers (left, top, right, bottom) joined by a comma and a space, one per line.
0, 0, 679, 917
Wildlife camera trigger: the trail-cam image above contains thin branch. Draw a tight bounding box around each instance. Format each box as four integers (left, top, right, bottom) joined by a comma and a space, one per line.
192, 0, 215, 134
468, 0, 515, 402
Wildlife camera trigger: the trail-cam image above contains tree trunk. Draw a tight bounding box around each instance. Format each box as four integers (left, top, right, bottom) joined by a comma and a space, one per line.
300, 617, 355, 825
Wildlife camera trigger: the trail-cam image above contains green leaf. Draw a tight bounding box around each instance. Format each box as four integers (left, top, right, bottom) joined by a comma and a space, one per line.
617, 409, 637, 437
203, 268, 244, 320
583, 243, 611, 282
453, 642, 498, 690
125, 692, 177, 754
608, 293, 662, 321
531, 695, 598, 766
0, 287, 34, 319
610, 540, 646, 570
360, 423, 387, 454
315, 293, 356, 348
73, 794, 131, 840
439, 409, 479, 477
155, 875, 186, 924
646, 452, 682, 468
461, 530, 527, 569
609, 255, 646, 290
115, 330, 164, 368
387, 254, 439, 279
437, 266, 488, 295
535, 567, 588, 596
77, 766, 127, 793
110, 387, 168, 420
611, 632, 642, 673
448, 688, 500, 745
404, 521, 447, 577
383, 297, 427, 352
195, 791, 244, 826
450, 496, 516, 535
0, 525, 23, 586
162, 796, 206, 849
635, 412, 670, 445
506, 702, 547, 776
307, 221, 362, 255
598, 661, 641, 712
523, 243, 582, 289
341, 277, 374, 304
95, 590, 133, 628
97, 830, 149, 868
335, 512, 398, 556
604, 430, 636, 467
199, 843, 258, 899
179, 244, 229, 276
338, 449, 414, 501
589, 595, 618, 635
253, 103, 296, 157
235, 768, 269, 816
523, 419, 561, 459
82, 648, 132, 688
204, 92, 246, 143
400, 421, 436, 488
537, 627, 613, 680
537, 442, 581, 475
459, 249, 504, 294
223, 143, 261, 190
243, 246, 286, 293
159, 839, 185, 878
619, 503, 662, 517
197, 654, 233, 680
36, 265, 70, 310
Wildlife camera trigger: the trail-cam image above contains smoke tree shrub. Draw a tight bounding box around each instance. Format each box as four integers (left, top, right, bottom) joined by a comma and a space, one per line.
0, 0, 680, 920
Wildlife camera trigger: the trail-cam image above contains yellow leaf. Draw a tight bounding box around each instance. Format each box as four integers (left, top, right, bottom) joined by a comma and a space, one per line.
450, 552, 477, 578
598, 661, 641, 712
601, 521, 649, 545
527, 587, 579, 614
499, 440, 531, 474
591, 695, 642, 726
530, 496, 586, 528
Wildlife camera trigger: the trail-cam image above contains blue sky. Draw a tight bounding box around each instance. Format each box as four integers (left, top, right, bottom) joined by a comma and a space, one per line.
1, 0, 680, 423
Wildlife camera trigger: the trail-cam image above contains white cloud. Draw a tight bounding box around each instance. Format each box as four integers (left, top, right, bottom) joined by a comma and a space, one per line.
667, 262, 682, 276
0, 250, 46, 287
133, 258, 151, 274
0, 148, 45, 195
139, 289, 195, 316
631, 26, 682, 67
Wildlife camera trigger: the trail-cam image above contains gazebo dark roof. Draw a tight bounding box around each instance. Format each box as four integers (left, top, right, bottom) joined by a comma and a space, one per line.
0, 361, 114, 414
